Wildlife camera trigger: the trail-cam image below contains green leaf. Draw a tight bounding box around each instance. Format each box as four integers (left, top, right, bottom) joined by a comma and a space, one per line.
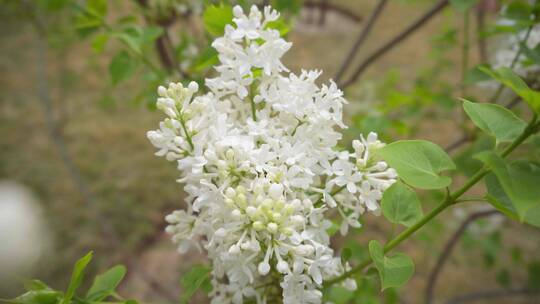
485, 173, 540, 228
369, 240, 414, 290
479, 66, 540, 114
454, 136, 495, 176
343, 240, 369, 262
462, 99, 527, 142
381, 181, 423, 227
5, 281, 61, 304
109, 51, 139, 85
377, 140, 456, 189
496, 269, 511, 287
203, 4, 233, 36
464, 65, 493, 84
91, 33, 108, 54
140, 26, 164, 44
86, 0, 107, 18
477, 152, 540, 221
503, 0, 534, 24
326, 286, 354, 304
192, 46, 219, 72
450, 0, 480, 11
528, 262, 540, 289
271, 0, 302, 14
341, 248, 352, 262
180, 265, 212, 304
23, 280, 51, 292
114, 27, 143, 54
6, 290, 62, 304
520, 42, 540, 65
61, 251, 93, 304
38, 0, 70, 10
265, 19, 290, 36
86, 265, 127, 301
74, 14, 102, 36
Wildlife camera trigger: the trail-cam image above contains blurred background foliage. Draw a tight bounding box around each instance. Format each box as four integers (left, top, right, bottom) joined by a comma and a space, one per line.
1, 0, 540, 303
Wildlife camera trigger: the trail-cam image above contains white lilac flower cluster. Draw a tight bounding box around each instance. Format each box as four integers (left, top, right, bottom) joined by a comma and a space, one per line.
147, 5, 397, 304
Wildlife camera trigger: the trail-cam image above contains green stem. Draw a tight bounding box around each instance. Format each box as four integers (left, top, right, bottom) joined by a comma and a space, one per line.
384, 196, 453, 253
454, 196, 487, 203
314, 185, 346, 208
178, 115, 194, 150
324, 115, 539, 287
250, 83, 257, 121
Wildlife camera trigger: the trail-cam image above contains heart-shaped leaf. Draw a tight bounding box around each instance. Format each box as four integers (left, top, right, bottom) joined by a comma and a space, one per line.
369, 240, 415, 290
377, 140, 455, 189
381, 181, 423, 227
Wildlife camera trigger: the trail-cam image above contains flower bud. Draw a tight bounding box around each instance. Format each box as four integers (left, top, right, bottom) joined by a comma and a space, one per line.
277, 260, 289, 274
253, 221, 264, 231
215, 228, 227, 238
188, 81, 199, 92
157, 86, 167, 97
258, 261, 270, 275
267, 222, 278, 234
231, 209, 242, 219
269, 183, 283, 200
284, 204, 295, 215
246, 206, 257, 217
226, 149, 235, 160
228, 244, 240, 254
225, 187, 236, 198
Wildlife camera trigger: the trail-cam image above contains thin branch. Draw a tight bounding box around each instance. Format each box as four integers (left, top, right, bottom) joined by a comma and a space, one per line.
334, 0, 388, 84
340, 0, 450, 87
488, 24, 535, 104
163, 27, 189, 78
318, 0, 329, 26
303, 0, 363, 23
25, 1, 118, 243
445, 288, 540, 304
425, 209, 500, 304
134, 0, 186, 78
445, 134, 473, 153
475, 8, 487, 63
460, 10, 471, 97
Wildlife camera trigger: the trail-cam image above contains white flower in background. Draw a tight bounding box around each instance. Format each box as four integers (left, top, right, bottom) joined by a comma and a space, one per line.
147, 5, 397, 303
0, 181, 51, 284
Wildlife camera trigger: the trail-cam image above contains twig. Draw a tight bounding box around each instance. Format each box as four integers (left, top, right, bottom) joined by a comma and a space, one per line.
445, 288, 540, 304
488, 24, 535, 104
318, 0, 329, 26
303, 0, 363, 23
25, 1, 118, 243
445, 134, 472, 153
134, 0, 186, 78
334, 0, 388, 84
163, 27, 189, 78
425, 209, 500, 304
339, 0, 450, 87
475, 8, 487, 64
461, 10, 471, 97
